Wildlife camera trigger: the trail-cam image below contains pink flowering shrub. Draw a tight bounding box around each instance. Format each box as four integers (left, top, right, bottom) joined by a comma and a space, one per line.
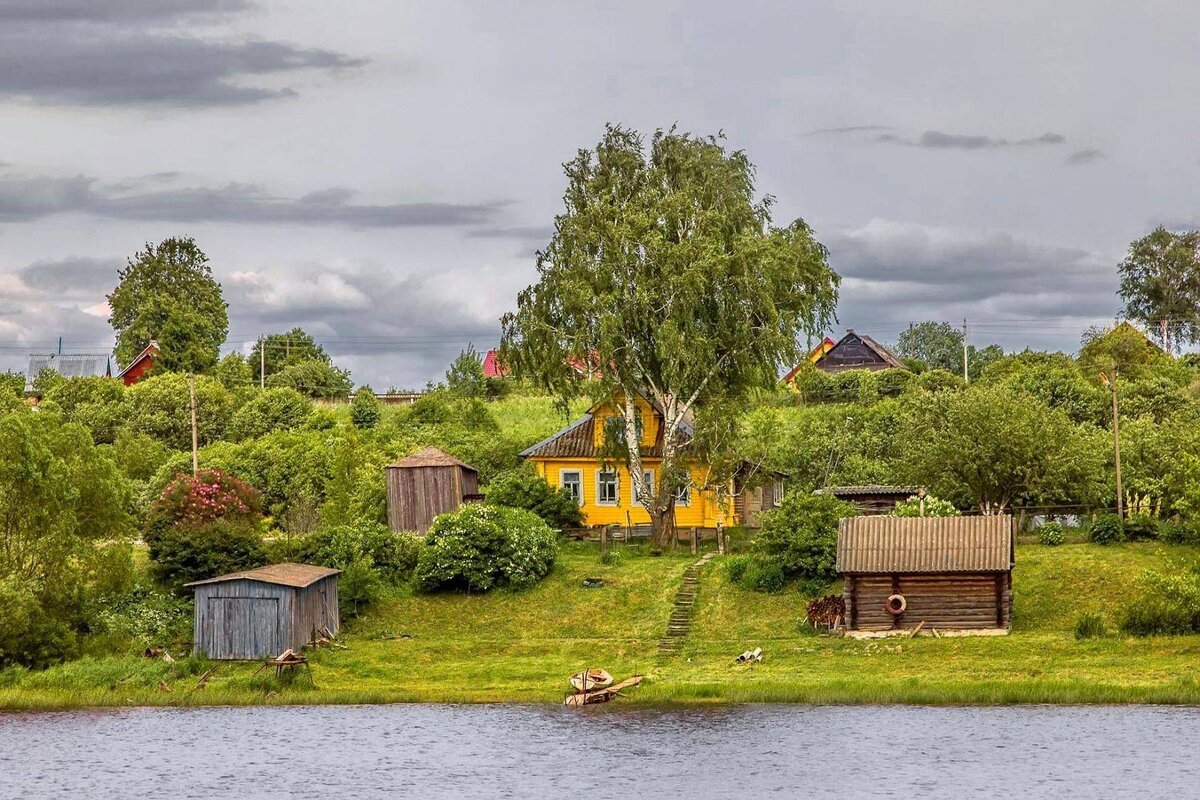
148, 468, 262, 533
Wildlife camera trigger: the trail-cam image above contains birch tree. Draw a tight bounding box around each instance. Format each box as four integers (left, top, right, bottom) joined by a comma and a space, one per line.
501, 125, 839, 544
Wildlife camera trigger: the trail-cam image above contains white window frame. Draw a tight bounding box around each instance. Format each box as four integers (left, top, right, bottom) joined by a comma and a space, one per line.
634, 469, 655, 504
676, 478, 692, 507
559, 469, 583, 506
596, 468, 620, 506
773, 477, 785, 507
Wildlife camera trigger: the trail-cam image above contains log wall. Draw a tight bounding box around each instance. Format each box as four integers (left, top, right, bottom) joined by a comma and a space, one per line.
843, 572, 1011, 631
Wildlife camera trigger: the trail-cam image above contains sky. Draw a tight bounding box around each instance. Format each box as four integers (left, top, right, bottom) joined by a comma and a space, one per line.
3, 0, 1199, 388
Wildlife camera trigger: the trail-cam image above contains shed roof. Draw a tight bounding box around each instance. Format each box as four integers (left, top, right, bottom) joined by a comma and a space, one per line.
836, 515, 1013, 574
25, 353, 112, 391
824, 485, 922, 497
387, 445, 477, 471
185, 563, 340, 589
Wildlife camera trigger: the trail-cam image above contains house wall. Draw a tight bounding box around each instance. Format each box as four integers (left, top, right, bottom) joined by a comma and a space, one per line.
386, 464, 474, 533
843, 573, 1011, 631
120, 356, 156, 386
530, 458, 735, 528
589, 395, 660, 451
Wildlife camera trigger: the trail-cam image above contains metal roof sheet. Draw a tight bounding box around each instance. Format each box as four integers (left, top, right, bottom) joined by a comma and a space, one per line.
836, 515, 1013, 574
184, 563, 340, 589
25, 353, 112, 391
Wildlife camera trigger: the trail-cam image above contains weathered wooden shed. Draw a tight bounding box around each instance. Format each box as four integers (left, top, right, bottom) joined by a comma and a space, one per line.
823, 485, 922, 515
186, 563, 340, 660
386, 446, 481, 533
837, 515, 1013, 635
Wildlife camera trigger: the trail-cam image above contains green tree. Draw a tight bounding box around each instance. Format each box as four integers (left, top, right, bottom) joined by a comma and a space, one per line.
350, 385, 382, 429
896, 321, 962, 372
266, 359, 353, 400
249, 328, 333, 383
214, 352, 253, 392
501, 125, 839, 543
126, 372, 235, 449
108, 237, 229, 373
1079, 322, 1166, 381
897, 383, 1105, 513
0, 371, 23, 398
228, 387, 314, 441
1118, 227, 1200, 353
445, 345, 487, 399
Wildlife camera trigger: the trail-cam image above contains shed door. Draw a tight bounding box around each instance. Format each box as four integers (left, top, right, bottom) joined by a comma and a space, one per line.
206, 597, 281, 659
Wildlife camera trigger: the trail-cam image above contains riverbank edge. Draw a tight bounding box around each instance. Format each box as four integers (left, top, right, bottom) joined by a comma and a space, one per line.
6, 678, 1200, 711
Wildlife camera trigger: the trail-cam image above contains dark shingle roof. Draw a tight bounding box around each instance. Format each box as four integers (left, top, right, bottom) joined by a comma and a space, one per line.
25, 353, 112, 392
184, 563, 340, 589
823, 485, 921, 497
837, 515, 1013, 574
387, 446, 477, 471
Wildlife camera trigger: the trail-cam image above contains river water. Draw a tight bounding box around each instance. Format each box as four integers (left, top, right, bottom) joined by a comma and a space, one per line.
2, 704, 1197, 799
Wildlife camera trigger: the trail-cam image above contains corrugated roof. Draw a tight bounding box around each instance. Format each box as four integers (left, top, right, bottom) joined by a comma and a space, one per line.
825, 485, 921, 497
387, 445, 477, 471
837, 515, 1013, 574
25, 353, 112, 391
184, 563, 340, 589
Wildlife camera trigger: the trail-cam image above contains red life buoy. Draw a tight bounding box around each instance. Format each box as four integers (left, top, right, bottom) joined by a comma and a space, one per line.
885, 594, 906, 615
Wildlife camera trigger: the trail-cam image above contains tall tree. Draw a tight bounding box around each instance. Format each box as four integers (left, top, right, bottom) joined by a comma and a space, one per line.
108, 237, 228, 373
896, 321, 963, 371
1118, 227, 1200, 353
501, 125, 839, 543
446, 345, 487, 399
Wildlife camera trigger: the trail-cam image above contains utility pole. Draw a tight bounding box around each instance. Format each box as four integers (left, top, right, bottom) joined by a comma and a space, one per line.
962, 318, 969, 383
259, 336, 266, 389
189, 373, 199, 476
1101, 366, 1122, 518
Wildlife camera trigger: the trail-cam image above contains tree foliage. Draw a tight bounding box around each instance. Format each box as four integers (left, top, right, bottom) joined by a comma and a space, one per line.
484, 468, 584, 530
416, 505, 558, 593
501, 124, 839, 542
228, 387, 314, 441
249, 328, 333, 382
126, 372, 234, 449
1118, 227, 1200, 353
108, 237, 229, 373
350, 385, 382, 429
266, 359, 353, 400
445, 345, 487, 399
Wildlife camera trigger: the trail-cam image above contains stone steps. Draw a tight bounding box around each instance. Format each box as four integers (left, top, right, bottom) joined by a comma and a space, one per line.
657, 552, 716, 654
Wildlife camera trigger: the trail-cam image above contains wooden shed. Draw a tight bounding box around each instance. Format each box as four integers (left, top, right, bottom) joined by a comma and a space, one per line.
837, 515, 1013, 635
386, 446, 481, 533
186, 563, 339, 660
822, 485, 922, 515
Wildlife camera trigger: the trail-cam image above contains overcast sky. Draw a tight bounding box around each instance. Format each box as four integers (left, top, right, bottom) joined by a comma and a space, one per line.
3, 0, 1198, 387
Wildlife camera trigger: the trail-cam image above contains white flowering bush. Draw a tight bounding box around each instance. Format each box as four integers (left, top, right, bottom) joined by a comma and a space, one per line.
416, 505, 557, 592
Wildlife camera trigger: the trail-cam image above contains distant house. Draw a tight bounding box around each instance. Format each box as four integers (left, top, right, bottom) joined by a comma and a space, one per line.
818, 485, 922, 515
791, 330, 905, 376
522, 392, 784, 532
24, 352, 112, 393
781, 337, 836, 383
385, 446, 482, 533
837, 515, 1014, 636
116, 340, 160, 386
482, 349, 509, 379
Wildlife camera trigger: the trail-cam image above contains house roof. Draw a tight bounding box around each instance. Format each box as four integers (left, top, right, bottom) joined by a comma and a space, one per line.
811, 330, 905, 373
482, 349, 508, 378
116, 340, 159, 379
836, 515, 1013, 574
184, 562, 340, 589
781, 337, 837, 383
387, 445, 477, 471
520, 395, 695, 460
25, 353, 112, 392
822, 485, 922, 497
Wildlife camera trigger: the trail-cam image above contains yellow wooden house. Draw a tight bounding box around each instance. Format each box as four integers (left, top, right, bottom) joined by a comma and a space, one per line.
521, 394, 783, 531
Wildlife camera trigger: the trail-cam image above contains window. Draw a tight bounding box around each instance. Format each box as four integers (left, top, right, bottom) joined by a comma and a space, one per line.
676, 479, 691, 506
597, 469, 619, 505
634, 470, 655, 503
773, 478, 785, 507
560, 470, 582, 505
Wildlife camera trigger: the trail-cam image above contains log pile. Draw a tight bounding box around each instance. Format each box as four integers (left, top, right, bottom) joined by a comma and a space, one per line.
806, 595, 846, 630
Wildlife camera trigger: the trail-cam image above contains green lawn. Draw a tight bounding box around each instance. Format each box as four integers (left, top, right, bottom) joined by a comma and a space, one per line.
5, 541, 1200, 709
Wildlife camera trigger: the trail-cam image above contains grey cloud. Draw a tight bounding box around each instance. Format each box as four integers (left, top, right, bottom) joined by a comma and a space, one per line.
1067, 148, 1105, 165
17, 256, 121, 296
807, 125, 894, 136
0, 174, 505, 228
879, 130, 1067, 150
465, 225, 554, 241
0, 31, 365, 106
0, 0, 250, 22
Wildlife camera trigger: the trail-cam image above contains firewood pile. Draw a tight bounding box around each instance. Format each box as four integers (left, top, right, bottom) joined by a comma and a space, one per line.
806, 595, 846, 630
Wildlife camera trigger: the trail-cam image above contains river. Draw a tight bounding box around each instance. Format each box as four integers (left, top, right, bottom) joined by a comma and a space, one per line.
2, 704, 1196, 798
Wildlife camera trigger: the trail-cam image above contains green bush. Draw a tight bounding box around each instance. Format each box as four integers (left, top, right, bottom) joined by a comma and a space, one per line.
0, 576, 79, 669
1038, 521, 1065, 546
1073, 612, 1106, 640
227, 388, 313, 441
892, 494, 959, 517
1119, 569, 1200, 635
95, 583, 193, 646
1123, 514, 1160, 542
754, 492, 856, 583
338, 558, 384, 616
126, 372, 235, 448
1089, 514, 1125, 545
1161, 520, 1200, 545
266, 359, 353, 400
416, 505, 557, 593
350, 386, 382, 429
299, 522, 419, 582
747, 561, 786, 593
484, 468, 583, 530
145, 519, 268, 588
726, 555, 752, 585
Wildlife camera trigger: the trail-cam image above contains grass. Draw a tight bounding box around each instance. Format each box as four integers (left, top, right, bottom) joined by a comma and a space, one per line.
6, 541, 1200, 709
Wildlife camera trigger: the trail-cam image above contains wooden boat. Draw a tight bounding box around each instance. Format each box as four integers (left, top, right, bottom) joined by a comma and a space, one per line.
564, 675, 643, 708
569, 669, 614, 692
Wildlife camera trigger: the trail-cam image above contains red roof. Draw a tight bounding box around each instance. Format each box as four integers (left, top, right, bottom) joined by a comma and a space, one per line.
482, 349, 508, 378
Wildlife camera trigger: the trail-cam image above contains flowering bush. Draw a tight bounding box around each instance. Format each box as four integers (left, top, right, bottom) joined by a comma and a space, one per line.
147, 468, 262, 534
417, 504, 557, 593
892, 494, 960, 517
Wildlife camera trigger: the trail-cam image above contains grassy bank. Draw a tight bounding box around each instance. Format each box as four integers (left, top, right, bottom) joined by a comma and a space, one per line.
4, 542, 1200, 709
